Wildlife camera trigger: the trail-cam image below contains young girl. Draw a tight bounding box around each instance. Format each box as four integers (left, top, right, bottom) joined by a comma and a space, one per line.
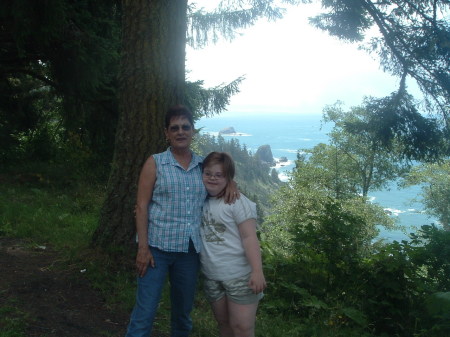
200, 152, 266, 337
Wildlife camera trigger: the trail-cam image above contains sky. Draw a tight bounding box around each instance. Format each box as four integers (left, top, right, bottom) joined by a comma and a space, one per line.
186, 1, 410, 116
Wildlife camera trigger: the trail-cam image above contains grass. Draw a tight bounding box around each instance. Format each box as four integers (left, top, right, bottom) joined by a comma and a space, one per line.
0, 174, 178, 335
0, 175, 349, 337
0, 182, 102, 255
0, 303, 29, 337
0, 175, 253, 336
0, 175, 129, 335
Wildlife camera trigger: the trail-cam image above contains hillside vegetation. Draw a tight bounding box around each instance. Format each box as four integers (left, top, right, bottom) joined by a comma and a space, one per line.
1, 131, 449, 336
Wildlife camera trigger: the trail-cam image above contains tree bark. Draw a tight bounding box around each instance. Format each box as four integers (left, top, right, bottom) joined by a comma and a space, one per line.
93, 0, 188, 249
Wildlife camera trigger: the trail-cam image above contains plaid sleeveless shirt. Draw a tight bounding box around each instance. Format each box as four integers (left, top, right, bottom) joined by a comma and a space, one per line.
148, 148, 207, 252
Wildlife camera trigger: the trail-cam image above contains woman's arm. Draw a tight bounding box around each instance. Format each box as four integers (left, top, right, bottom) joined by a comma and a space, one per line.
238, 218, 266, 293
135, 156, 157, 277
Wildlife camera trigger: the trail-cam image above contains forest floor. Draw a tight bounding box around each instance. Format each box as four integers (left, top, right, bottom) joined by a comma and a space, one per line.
0, 237, 166, 337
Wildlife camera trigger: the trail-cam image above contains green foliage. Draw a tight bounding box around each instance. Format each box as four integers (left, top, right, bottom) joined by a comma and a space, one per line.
359, 241, 421, 336
310, 0, 450, 123
408, 225, 450, 291
0, 74, 62, 162
402, 160, 450, 230
424, 292, 450, 336
354, 227, 450, 337
319, 96, 443, 197
262, 168, 388, 334
0, 0, 122, 163
352, 93, 445, 161
310, 0, 372, 42
262, 135, 449, 336
264, 193, 382, 300
267, 156, 395, 237
186, 77, 245, 119
187, 0, 288, 47
263, 214, 450, 336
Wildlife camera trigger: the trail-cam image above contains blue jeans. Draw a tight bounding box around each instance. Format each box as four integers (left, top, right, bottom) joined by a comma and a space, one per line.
125, 244, 200, 337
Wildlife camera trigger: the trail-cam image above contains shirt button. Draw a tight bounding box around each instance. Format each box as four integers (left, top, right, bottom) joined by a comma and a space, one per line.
187, 223, 191, 226
187, 211, 191, 215
186, 187, 190, 190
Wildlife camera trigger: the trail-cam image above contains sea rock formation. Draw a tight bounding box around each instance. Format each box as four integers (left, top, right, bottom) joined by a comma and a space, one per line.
255, 144, 275, 166
219, 126, 236, 134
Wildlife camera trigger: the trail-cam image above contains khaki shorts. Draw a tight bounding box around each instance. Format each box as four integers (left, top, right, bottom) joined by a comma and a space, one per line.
203, 274, 264, 305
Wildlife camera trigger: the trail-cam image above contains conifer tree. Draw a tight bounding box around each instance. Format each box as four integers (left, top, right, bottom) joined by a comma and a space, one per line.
309, 0, 450, 128
93, 0, 290, 248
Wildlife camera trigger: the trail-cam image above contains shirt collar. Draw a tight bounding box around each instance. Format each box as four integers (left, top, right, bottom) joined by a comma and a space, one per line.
162, 147, 203, 171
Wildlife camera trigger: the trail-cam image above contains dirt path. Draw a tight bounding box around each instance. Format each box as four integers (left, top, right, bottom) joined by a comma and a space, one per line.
0, 237, 130, 337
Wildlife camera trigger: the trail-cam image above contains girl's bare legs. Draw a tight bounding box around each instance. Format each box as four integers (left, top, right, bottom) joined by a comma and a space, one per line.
211, 298, 258, 337
211, 296, 233, 337
228, 299, 258, 337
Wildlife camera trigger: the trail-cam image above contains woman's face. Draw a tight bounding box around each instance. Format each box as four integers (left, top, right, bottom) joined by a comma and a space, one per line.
164, 116, 194, 150
202, 163, 228, 197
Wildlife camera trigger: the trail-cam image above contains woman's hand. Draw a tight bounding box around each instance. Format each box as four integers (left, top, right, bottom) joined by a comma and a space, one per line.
223, 179, 240, 204
136, 246, 155, 277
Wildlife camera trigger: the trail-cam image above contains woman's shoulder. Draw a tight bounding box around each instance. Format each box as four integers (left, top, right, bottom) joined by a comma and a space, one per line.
152, 148, 172, 164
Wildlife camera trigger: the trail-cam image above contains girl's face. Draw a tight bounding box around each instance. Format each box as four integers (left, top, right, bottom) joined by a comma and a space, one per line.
202, 163, 228, 197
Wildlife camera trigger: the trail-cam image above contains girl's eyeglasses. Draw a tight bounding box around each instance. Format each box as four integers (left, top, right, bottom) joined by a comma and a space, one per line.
202, 172, 225, 180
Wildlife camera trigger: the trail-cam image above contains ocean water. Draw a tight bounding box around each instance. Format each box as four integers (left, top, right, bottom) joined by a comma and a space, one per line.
197, 112, 439, 241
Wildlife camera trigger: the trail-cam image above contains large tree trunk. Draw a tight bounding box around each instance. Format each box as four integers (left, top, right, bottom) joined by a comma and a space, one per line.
93, 0, 188, 249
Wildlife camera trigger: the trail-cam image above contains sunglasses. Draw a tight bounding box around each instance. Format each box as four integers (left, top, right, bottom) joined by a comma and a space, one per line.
168, 124, 192, 132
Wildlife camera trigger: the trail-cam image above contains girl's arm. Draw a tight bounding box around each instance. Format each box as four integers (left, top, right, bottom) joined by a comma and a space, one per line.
135, 156, 157, 277
238, 218, 266, 293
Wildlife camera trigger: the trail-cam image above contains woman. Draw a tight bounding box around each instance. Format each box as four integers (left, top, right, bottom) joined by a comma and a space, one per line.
126, 105, 237, 337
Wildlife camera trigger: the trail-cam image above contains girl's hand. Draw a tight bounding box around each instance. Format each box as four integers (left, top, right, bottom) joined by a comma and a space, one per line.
248, 270, 266, 294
